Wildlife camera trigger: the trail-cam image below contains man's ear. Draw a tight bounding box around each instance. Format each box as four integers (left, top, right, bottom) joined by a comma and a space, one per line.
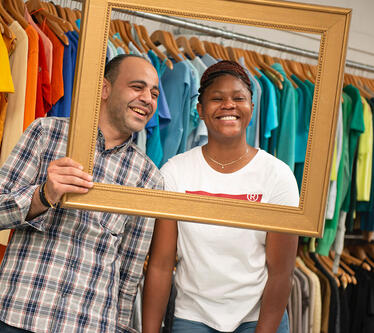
197, 103, 204, 120
102, 78, 111, 100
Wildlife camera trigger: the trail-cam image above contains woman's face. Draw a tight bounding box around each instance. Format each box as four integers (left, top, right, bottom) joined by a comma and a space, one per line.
197, 74, 252, 142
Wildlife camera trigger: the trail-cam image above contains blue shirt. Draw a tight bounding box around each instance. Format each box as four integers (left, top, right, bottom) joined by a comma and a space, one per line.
48, 31, 78, 117
161, 61, 198, 165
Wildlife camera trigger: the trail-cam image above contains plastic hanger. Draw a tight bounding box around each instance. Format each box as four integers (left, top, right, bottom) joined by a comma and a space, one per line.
3, 0, 28, 29
138, 25, 173, 70
189, 36, 206, 56
176, 36, 195, 60
151, 29, 183, 62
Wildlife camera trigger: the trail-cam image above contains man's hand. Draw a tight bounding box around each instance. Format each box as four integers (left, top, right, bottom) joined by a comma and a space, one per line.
27, 158, 94, 220
44, 157, 94, 205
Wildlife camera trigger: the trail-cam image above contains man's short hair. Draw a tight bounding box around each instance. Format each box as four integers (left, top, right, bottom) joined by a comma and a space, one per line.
104, 54, 148, 84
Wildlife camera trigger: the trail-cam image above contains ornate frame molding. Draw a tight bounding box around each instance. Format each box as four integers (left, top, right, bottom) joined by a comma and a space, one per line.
62, 0, 351, 237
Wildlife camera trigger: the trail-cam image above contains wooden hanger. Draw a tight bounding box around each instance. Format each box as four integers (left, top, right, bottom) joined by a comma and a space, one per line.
203, 40, 219, 59
26, 0, 69, 45
109, 20, 129, 54
123, 20, 143, 52
248, 50, 283, 89
226, 46, 238, 62
249, 50, 284, 82
189, 36, 206, 56
3, 0, 28, 29
0, 14, 13, 40
215, 42, 229, 60
167, 30, 186, 60
133, 23, 148, 52
348, 244, 374, 269
314, 253, 341, 288
138, 25, 172, 70
176, 36, 195, 60
112, 19, 130, 46
73, 8, 81, 20
151, 29, 182, 62
240, 49, 261, 76
62, 6, 79, 33
341, 247, 371, 271
329, 251, 357, 285
0, 1, 14, 25
273, 57, 298, 88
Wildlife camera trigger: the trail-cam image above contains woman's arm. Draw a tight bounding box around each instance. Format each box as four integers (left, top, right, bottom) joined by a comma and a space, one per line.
255, 232, 298, 333
142, 218, 178, 333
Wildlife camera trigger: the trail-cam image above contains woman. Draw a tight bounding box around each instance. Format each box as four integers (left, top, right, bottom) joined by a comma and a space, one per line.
142, 61, 299, 333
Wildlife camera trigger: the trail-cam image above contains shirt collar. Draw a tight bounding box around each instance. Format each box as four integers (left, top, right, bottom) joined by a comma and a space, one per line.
96, 127, 134, 154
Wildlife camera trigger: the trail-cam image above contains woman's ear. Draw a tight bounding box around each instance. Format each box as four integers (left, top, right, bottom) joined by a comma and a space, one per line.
197, 103, 204, 120
101, 78, 111, 101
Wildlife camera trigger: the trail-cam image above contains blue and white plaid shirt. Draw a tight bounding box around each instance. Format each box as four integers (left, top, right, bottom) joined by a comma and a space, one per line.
0, 117, 163, 333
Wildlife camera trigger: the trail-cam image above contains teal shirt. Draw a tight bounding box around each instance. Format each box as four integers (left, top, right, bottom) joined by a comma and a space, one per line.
272, 63, 297, 171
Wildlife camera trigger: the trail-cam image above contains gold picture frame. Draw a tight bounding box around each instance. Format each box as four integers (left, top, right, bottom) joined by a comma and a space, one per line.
61, 0, 351, 237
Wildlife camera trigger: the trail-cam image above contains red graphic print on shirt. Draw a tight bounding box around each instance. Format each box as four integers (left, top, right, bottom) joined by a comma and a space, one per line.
186, 190, 263, 202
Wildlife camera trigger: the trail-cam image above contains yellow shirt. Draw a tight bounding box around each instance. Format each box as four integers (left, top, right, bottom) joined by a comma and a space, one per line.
356, 97, 373, 201
0, 33, 14, 93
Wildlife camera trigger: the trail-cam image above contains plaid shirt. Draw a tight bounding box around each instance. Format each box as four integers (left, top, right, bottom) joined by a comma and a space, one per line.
0, 117, 163, 333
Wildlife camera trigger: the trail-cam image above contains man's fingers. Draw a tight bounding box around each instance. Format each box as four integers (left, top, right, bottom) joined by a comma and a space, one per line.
50, 157, 84, 170
49, 166, 93, 182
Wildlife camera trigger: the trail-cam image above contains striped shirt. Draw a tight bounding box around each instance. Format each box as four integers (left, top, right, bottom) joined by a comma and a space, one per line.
0, 117, 163, 333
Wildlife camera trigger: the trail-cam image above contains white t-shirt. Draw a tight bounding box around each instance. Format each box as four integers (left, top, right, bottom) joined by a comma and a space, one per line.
161, 146, 299, 331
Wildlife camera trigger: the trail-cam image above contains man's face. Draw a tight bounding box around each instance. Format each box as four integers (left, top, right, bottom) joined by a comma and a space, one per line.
102, 57, 159, 140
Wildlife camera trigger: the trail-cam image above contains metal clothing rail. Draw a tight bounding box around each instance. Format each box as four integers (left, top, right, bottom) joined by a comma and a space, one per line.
118, 9, 374, 74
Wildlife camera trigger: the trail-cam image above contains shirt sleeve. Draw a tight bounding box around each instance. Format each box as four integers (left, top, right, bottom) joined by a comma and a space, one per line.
268, 162, 300, 207
0, 119, 49, 231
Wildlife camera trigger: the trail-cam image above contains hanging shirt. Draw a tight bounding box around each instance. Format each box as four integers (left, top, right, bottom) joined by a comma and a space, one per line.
238, 57, 261, 148
356, 97, 373, 201
0, 21, 28, 166
146, 50, 171, 167
39, 23, 64, 106
326, 103, 343, 220
357, 97, 374, 214
317, 92, 352, 255
0, 34, 14, 93
256, 70, 278, 154
23, 25, 39, 130
272, 63, 297, 172
341, 84, 365, 214
49, 31, 78, 117
161, 60, 198, 165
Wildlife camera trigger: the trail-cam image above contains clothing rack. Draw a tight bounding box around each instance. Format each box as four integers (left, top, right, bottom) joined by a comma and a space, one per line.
54, 0, 374, 74
119, 9, 374, 73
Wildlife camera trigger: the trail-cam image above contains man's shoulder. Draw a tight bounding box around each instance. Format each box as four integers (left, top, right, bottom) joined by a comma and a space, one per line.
129, 142, 164, 189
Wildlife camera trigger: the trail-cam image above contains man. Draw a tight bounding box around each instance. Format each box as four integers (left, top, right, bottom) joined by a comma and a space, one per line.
0, 54, 163, 333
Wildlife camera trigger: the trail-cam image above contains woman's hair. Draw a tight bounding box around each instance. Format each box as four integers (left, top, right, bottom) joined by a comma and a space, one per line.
198, 60, 253, 103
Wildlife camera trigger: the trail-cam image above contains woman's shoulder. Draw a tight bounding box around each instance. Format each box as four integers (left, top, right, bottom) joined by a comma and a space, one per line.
162, 146, 202, 168
254, 149, 294, 175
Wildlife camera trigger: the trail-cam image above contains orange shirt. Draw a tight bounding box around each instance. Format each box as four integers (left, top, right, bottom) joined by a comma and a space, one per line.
23, 25, 39, 131
39, 22, 65, 106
